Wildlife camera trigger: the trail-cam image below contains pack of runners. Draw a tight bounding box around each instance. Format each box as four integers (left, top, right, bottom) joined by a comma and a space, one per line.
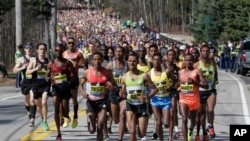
13, 2, 218, 141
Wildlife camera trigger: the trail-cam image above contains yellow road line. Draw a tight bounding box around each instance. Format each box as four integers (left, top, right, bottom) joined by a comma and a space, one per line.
20, 107, 87, 141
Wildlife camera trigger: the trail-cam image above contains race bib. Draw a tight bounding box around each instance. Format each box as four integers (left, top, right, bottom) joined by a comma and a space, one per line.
37, 69, 46, 79
156, 82, 169, 97
203, 71, 213, 83
90, 83, 105, 93
180, 82, 194, 94
127, 90, 142, 100
114, 76, 122, 87
54, 73, 67, 84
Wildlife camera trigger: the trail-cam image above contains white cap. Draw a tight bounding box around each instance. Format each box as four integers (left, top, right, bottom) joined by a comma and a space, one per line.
180, 45, 186, 50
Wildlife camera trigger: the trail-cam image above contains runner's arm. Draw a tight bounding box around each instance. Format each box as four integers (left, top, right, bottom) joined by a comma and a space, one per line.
196, 69, 208, 89
144, 73, 158, 98
45, 61, 52, 82
79, 70, 88, 99
13, 57, 25, 73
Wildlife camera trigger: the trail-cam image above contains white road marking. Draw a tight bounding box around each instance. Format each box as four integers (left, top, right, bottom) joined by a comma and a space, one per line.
0, 95, 21, 101
220, 71, 250, 124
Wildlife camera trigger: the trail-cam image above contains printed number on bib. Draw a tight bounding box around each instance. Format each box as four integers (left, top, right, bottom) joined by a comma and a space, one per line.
180, 82, 193, 94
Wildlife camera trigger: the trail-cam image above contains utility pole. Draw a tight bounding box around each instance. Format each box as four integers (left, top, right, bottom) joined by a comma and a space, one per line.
15, 0, 23, 49
50, 0, 57, 57
204, 16, 211, 42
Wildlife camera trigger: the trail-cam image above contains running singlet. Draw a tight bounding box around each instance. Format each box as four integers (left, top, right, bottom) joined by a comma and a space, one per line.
125, 71, 146, 105
150, 68, 170, 97
85, 67, 108, 101
63, 50, 79, 72
198, 61, 215, 91
179, 69, 199, 102
51, 61, 70, 84
35, 57, 49, 80
112, 60, 127, 88
137, 61, 151, 73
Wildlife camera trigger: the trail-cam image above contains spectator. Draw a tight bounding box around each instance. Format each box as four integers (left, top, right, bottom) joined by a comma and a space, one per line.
14, 44, 24, 87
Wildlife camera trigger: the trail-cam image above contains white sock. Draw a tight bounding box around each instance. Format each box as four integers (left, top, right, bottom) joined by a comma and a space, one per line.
174, 126, 179, 132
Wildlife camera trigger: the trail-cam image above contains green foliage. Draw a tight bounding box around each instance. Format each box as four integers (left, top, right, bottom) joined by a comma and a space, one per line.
223, 0, 250, 41
189, 0, 250, 43
188, 0, 225, 43
0, 0, 15, 14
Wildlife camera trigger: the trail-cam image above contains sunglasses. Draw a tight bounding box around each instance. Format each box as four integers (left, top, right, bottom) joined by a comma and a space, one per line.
55, 49, 62, 52
68, 42, 74, 44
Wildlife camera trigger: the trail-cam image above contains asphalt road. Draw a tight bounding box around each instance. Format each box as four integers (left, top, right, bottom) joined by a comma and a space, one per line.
0, 71, 250, 141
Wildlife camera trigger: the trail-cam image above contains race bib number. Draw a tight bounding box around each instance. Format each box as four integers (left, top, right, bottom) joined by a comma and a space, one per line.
37, 69, 46, 79
156, 82, 169, 97
90, 83, 105, 93
180, 82, 194, 94
203, 71, 213, 83
114, 77, 122, 86
54, 73, 67, 84
127, 90, 142, 100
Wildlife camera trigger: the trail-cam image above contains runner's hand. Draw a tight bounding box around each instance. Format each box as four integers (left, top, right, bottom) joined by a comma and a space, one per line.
36, 63, 41, 71
138, 95, 147, 103
106, 81, 113, 90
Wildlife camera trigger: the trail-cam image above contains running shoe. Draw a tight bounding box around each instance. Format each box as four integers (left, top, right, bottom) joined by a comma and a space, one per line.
29, 118, 34, 127
104, 134, 109, 141
56, 134, 62, 140
209, 127, 215, 138
72, 118, 78, 128
141, 136, 147, 141
151, 132, 158, 139
63, 117, 71, 128
206, 124, 211, 132
108, 127, 113, 134
43, 121, 49, 131
167, 139, 173, 141
173, 131, 180, 139
195, 135, 200, 141
188, 130, 193, 141
41, 119, 44, 128
203, 134, 209, 141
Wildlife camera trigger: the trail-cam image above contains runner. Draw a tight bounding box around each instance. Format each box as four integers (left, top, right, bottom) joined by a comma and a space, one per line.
165, 49, 181, 139
79, 52, 116, 141
106, 46, 128, 141
178, 54, 208, 141
194, 46, 218, 140
13, 44, 34, 123
120, 51, 158, 141
63, 37, 85, 128
137, 46, 151, 73
149, 53, 176, 141
26, 43, 51, 131
46, 44, 77, 140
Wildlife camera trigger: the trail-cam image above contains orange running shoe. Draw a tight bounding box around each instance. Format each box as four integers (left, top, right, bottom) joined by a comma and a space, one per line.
203, 134, 209, 141
209, 127, 216, 138
195, 135, 200, 141
56, 134, 62, 140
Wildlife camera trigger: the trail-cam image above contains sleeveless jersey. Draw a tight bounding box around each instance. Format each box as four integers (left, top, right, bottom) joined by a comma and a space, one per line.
150, 68, 170, 97
63, 50, 80, 72
137, 60, 151, 73
179, 69, 199, 103
112, 60, 127, 88
35, 57, 49, 80
85, 67, 108, 101
125, 71, 146, 105
51, 60, 70, 84
198, 61, 215, 91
